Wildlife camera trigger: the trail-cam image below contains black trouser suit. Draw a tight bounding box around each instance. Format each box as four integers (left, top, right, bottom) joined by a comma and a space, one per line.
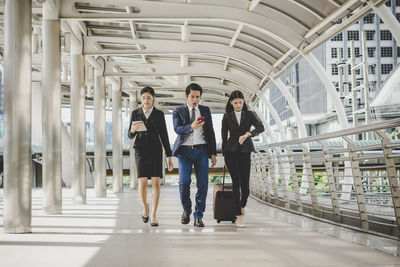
224, 150, 251, 215
221, 110, 265, 216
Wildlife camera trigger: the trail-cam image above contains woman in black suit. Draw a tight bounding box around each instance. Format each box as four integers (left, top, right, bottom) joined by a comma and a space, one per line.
128, 86, 173, 227
221, 90, 264, 227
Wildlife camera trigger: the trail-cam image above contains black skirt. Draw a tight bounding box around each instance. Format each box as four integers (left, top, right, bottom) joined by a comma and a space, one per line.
135, 148, 163, 179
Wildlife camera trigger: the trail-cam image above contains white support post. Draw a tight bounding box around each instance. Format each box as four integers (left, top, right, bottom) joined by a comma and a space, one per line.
70, 22, 86, 204
372, 3, 400, 44
93, 57, 107, 197
376, 130, 400, 237
343, 136, 369, 231
361, 31, 372, 131
276, 150, 289, 209
112, 79, 123, 193
319, 141, 341, 223
86, 65, 94, 98
303, 52, 349, 129
349, 40, 359, 130
266, 150, 280, 206
300, 144, 320, 217
129, 92, 138, 189
286, 147, 303, 213
271, 78, 307, 138
252, 106, 277, 143
42, 0, 62, 213
32, 25, 40, 54
258, 153, 271, 202
337, 48, 345, 101
3, 0, 33, 233
261, 94, 287, 141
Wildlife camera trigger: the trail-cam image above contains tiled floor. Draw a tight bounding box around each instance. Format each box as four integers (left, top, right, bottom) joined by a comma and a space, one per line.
0, 186, 399, 267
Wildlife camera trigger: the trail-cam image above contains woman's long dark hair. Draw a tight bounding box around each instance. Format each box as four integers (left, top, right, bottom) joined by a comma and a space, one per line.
225, 90, 248, 112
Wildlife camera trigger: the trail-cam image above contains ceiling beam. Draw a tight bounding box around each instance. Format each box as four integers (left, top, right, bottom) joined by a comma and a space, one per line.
304, 0, 359, 39
60, 0, 302, 50
248, 0, 261, 12
83, 36, 273, 75
120, 82, 244, 95
125, 6, 148, 63
105, 68, 258, 93
288, 0, 325, 20
303, 4, 373, 53
230, 23, 244, 47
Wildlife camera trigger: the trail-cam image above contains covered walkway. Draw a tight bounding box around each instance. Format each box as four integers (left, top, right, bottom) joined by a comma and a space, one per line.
2, 0, 400, 266
1, 186, 399, 267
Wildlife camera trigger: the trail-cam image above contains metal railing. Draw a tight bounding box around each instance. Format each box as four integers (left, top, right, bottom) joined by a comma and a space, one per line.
250, 117, 400, 239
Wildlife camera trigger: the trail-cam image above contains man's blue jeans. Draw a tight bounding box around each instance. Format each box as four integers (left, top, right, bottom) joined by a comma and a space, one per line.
177, 146, 209, 219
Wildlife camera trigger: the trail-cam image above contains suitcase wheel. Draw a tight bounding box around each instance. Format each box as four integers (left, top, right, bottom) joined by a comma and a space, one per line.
217, 219, 221, 223
231, 219, 236, 223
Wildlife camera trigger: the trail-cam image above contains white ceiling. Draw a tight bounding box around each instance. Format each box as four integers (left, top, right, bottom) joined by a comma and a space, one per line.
1, 0, 388, 113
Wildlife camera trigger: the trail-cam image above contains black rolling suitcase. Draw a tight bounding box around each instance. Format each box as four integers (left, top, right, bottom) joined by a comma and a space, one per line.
213, 167, 236, 223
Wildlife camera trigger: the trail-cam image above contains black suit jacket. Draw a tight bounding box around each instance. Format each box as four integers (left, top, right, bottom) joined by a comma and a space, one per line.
221, 110, 264, 154
128, 107, 172, 157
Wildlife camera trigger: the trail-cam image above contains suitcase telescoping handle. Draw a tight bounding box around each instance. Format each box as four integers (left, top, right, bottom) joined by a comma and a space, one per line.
222, 166, 226, 192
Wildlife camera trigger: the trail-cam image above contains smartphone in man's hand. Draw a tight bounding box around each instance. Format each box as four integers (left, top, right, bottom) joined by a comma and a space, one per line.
197, 116, 205, 122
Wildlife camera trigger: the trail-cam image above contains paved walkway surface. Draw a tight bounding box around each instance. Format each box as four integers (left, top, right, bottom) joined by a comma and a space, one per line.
0, 186, 400, 267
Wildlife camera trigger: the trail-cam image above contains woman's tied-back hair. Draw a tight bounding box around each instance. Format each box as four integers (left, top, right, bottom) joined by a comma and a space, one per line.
140, 86, 156, 97
225, 90, 248, 112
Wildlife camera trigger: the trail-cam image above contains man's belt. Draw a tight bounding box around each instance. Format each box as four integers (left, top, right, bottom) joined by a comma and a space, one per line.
181, 144, 206, 149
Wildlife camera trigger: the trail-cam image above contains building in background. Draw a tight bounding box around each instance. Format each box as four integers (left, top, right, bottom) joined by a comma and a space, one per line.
266, 0, 400, 139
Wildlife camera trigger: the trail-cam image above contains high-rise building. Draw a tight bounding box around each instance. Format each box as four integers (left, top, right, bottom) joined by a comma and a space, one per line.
267, 0, 400, 137
326, 0, 400, 108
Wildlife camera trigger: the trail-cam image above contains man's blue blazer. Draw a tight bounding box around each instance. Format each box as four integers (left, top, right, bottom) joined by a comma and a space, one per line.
172, 104, 217, 158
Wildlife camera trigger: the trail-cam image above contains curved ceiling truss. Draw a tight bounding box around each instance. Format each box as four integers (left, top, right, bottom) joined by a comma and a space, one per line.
3, 0, 389, 114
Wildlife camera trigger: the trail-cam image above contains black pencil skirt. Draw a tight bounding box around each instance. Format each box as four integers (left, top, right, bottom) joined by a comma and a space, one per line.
134, 148, 163, 179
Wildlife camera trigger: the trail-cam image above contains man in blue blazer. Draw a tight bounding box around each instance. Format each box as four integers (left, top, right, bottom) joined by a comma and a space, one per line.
172, 83, 217, 227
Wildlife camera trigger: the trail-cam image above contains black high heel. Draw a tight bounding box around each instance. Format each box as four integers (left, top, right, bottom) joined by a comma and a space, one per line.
151, 215, 159, 226
142, 204, 149, 223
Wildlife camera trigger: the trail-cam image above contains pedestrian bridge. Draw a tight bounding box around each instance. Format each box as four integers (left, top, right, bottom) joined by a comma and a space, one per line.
2, 0, 400, 266
1, 114, 400, 266
1, 187, 400, 266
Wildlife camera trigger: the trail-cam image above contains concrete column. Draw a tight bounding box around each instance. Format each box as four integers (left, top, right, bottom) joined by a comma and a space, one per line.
129, 92, 138, 189
3, 0, 32, 233
61, 64, 69, 82
42, 0, 62, 214
94, 58, 106, 197
31, 82, 42, 147
86, 65, 94, 98
32, 25, 40, 54
112, 79, 123, 193
70, 26, 86, 204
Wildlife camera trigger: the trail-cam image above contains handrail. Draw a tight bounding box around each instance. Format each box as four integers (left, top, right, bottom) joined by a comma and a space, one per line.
251, 117, 400, 239
257, 117, 400, 149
